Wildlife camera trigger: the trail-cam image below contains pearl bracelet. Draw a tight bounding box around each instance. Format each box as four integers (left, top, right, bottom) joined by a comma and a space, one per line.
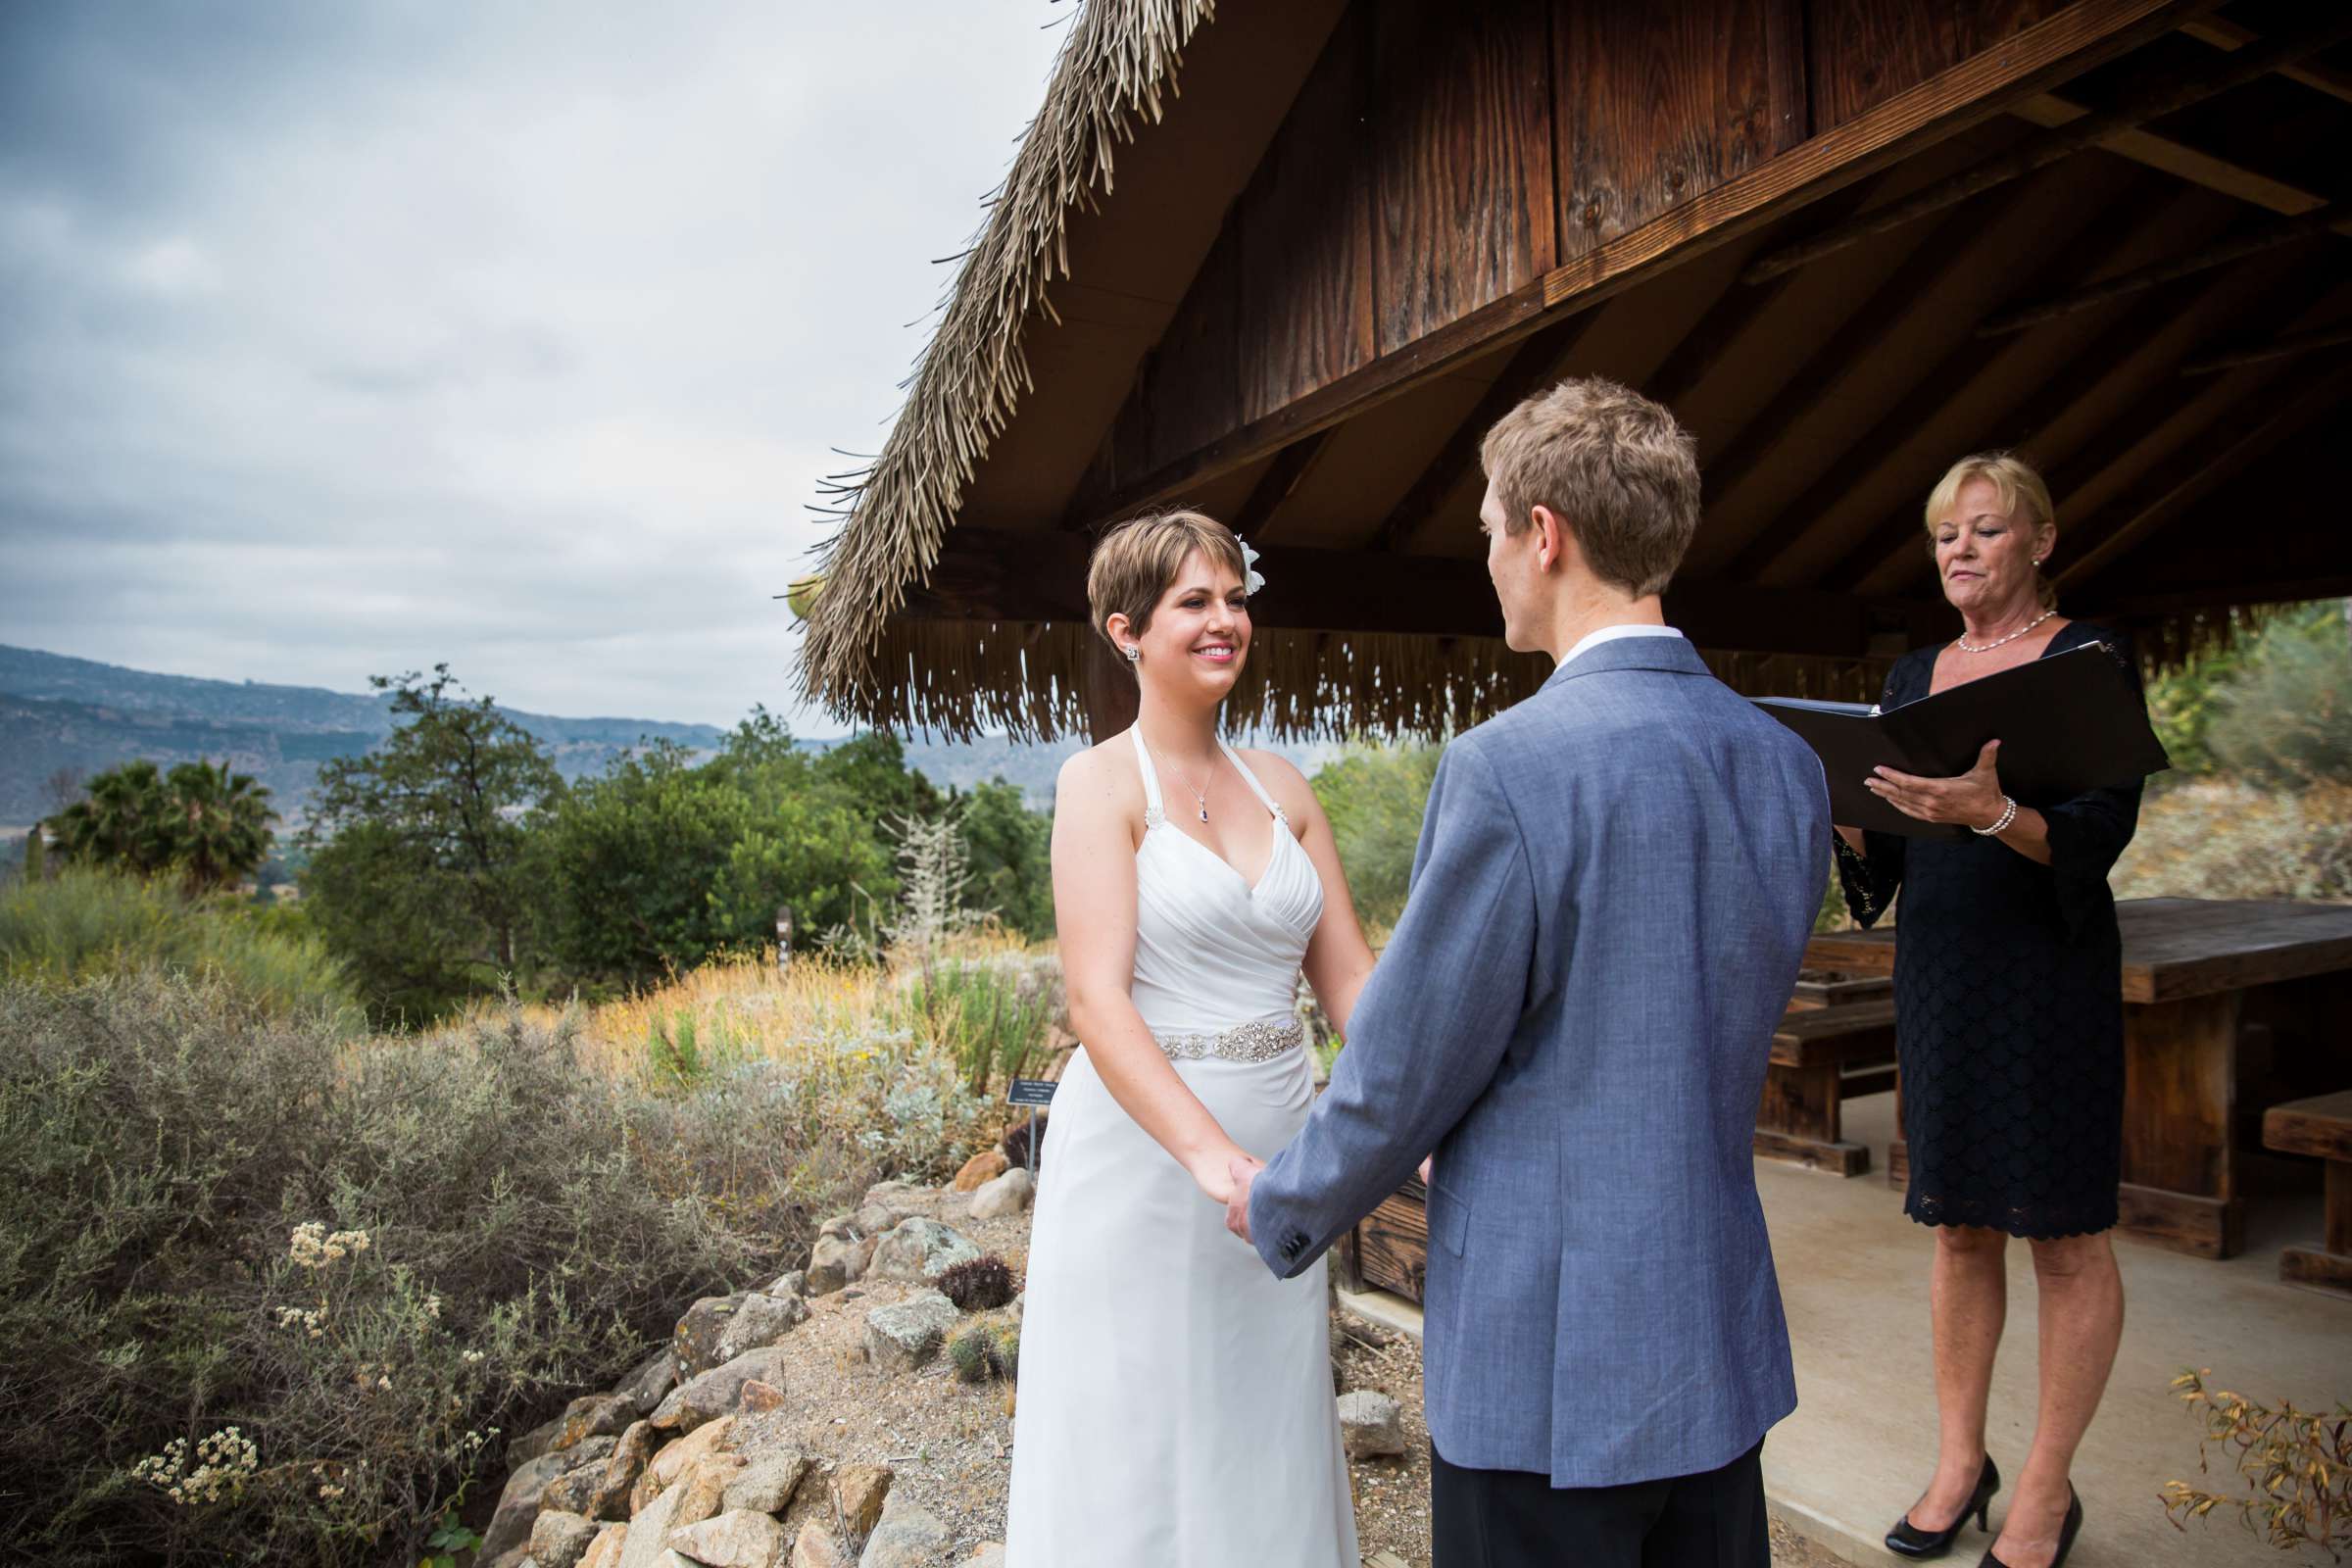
1972, 794, 2019, 837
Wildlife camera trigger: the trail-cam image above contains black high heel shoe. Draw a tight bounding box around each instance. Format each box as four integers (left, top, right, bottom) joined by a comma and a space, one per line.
1980, 1485, 2082, 1568
1886, 1454, 2000, 1559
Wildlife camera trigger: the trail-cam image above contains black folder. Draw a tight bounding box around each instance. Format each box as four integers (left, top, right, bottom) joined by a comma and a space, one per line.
1755, 643, 2171, 839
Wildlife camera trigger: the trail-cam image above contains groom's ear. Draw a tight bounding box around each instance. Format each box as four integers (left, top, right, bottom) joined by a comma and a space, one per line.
1529, 504, 1572, 573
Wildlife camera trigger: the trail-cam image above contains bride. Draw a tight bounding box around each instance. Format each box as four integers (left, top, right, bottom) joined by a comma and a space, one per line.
1004, 511, 1374, 1565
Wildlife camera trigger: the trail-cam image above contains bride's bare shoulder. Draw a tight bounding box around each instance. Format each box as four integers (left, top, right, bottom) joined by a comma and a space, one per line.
1055, 736, 1145, 815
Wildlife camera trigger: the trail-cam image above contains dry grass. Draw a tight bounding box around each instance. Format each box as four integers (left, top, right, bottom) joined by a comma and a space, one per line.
2112, 780, 2352, 904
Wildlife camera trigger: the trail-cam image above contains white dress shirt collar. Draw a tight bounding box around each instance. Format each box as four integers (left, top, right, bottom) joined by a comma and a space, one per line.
1561, 622, 1685, 667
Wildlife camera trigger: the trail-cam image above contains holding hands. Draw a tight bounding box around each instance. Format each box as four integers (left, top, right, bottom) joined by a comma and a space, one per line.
1863, 739, 2010, 832
1223, 1154, 1263, 1243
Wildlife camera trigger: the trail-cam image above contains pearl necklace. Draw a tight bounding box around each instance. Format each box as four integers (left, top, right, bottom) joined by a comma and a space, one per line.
1954, 608, 2055, 654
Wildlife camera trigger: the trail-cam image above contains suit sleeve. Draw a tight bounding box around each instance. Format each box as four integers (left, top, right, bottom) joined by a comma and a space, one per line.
1246, 742, 1535, 1279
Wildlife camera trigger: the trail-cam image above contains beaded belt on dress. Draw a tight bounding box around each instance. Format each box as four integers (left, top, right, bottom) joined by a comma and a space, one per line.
1154, 1018, 1302, 1064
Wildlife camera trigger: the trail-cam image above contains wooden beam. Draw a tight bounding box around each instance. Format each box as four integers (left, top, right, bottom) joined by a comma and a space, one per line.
1227, 429, 1333, 541
2055, 357, 2352, 588
1701, 197, 2011, 518
1078, 0, 2209, 530
898, 527, 1937, 657
1725, 186, 2164, 583
2008, 90, 2352, 226
2082, 576, 2352, 616
1741, 11, 2352, 282
2182, 17, 2352, 107
1368, 311, 1600, 554
1978, 201, 2351, 335
2183, 320, 2352, 375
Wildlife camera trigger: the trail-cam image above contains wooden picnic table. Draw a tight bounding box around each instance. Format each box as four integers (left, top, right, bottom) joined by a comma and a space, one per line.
1807, 898, 2352, 1259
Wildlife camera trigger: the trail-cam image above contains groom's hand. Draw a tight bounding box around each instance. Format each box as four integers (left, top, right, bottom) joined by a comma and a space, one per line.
1224, 1154, 1264, 1244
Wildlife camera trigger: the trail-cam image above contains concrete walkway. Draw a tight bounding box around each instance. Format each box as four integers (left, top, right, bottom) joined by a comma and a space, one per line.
1759, 1091, 2343, 1567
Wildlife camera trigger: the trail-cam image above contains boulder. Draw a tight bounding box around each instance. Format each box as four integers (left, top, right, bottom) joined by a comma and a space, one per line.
668, 1508, 788, 1568
653, 1348, 791, 1433
949, 1150, 1007, 1193
615, 1478, 690, 1568
867, 1220, 980, 1285
862, 1293, 958, 1372
831, 1461, 894, 1537
764, 1270, 807, 1298
805, 1234, 867, 1297
552, 1393, 637, 1452
791, 1521, 849, 1568
481, 1449, 576, 1562
529, 1509, 601, 1568
669, 1452, 745, 1532
968, 1168, 1033, 1222
724, 1446, 811, 1514
508, 1411, 567, 1471
965, 1546, 1005, 1568
578, 1523, 627, 1568
853, 1203, 906, 1237
486, 1549, 533, 1568
856, 1495, 949, 1568
581, 1419, 659, 1522
713, 1292, 808, 1364
674, 1295, 749, 1379
539, 1463, 602, 1517
614, 1346, 677, 1414
817, 1213, 860, 1242
739, 1378, 788, 1414
632, 1415, 738, 1515
860, 1179, 929, 1211
1337, 1390, 1407, 1459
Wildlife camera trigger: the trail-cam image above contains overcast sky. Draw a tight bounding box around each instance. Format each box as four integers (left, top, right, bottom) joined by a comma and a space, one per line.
0, 2, 1068, 730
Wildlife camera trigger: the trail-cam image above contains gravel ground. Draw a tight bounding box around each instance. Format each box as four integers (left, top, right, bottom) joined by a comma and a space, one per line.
750, 1178, 1848, 1567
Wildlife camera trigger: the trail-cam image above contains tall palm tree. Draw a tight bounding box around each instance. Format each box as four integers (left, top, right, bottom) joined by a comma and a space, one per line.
52, 760, 172, 874
164, 760, 274, 894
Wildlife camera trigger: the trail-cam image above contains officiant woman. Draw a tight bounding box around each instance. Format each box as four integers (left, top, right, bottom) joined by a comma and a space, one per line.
1831, 452, 2144, 1568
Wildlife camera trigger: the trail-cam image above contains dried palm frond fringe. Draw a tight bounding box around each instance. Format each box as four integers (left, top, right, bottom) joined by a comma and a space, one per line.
834, 617, 1895, 742
799, 0, 1216, 726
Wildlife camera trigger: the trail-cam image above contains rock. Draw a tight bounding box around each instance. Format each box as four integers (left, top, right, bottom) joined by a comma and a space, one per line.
965, 1546, 1005, 1568
856, 1495, 949, 1568
632, 1415, 738, 1515
861, 1179, 928, 1211
583, 1420, 659, 1521
578, 1523, 627, 1568
614, 1346, 677, 1414
669, 1451, 746, 1532
539, 1463, 602, 1517
739, 1378, 788, 1414
530, 1509, 601, 1568
867, 1220, 981, 1285
817, 1213, 859, 1241
791, 1521, 849, 1568
831, 1462, 894, 1537
553, 1393, 637, 1452
805, 1234, 866, 1297
482, 1449, 575, 1562
487, 1550, 533, 1568
724, 1447, 811, 1514
950, 1150, 1008, 1192
675, 1295, 749, 1379
862, 1293, 958, 1371
615, 1476, 691, 1568
853, 1203, 906, 1237
509, 1411, 567, 1471
668, 1508, 788, 1568
653, 1348, 791, 1433
1337, 1390, 1407, 1459
968, 1168, 1034, 1222
714, 1292, 809, 1363
764, 1270, 807, 1298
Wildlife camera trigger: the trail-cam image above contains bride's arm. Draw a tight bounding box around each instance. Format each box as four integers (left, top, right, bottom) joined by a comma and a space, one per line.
1052, 748, 1254, 1203
1248, 753, 1376, 1039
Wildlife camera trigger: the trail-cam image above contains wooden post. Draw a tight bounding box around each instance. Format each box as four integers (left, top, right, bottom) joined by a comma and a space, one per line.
2118, 991, 2245, 1259
1080, 628, 1139, 744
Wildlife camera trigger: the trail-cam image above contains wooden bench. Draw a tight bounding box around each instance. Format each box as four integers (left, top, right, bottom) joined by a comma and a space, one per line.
1335, 1176, 1427, 1304
2262, 1091, 2352, 1298
1755, 999, 1899, 1177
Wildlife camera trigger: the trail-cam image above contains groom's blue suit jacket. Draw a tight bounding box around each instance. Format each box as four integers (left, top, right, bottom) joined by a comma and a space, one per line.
1250, 633, 1830, 1488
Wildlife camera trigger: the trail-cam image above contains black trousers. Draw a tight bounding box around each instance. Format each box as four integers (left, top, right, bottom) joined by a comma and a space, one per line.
1431, 1440, 1770, 1568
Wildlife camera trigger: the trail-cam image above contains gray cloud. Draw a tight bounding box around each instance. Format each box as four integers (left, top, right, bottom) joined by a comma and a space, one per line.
0, 1, 1068, 728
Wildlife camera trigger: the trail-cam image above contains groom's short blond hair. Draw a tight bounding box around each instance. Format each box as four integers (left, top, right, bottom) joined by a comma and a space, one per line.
1479, 376, 1700, 597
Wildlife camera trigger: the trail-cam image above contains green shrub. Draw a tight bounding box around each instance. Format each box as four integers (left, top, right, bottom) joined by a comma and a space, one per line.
0, 971, 857, 1567
2207, 609, 2352, 787
0, 867, 354, 1018
1311, 741, 1441, 929
898, 958, 1054, 1096
2111, 780, 2352, 903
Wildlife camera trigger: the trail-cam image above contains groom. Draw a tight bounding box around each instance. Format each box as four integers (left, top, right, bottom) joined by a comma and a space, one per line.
1227, 377, 1829, 1567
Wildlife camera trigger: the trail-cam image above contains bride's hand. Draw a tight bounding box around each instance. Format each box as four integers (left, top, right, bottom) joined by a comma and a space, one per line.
1188, 1145, 1250, 1204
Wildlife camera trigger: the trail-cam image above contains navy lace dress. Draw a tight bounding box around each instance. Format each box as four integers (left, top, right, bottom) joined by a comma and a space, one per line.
1835, 621, 2144, 1240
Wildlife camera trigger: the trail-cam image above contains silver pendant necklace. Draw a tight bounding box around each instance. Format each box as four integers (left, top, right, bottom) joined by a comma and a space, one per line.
1954, 608, 2055, 654
1142, 737, 1214, 823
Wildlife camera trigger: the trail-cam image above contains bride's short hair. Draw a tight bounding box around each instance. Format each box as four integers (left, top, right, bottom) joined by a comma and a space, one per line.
1085, 510, 1249, 658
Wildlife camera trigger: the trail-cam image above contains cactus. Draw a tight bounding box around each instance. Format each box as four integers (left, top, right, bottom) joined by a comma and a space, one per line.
937, 1252, 1016, 1312
947, 1323, 995, 1384
990, 1320, 1021, 1382
1002, 1115, 1048, 1173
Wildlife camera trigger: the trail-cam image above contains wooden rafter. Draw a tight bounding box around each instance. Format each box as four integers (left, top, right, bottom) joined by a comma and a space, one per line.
2182, 17, 2352, 106
1722, 185, 2164, 583
1227, 429, 1334, 542
1742, 12, 2352, 281
1978, 201, 2350, 335
2057, 357, 2352, 589
2183, 320, 2352, 375
2008, 91, 2352, 229
1369, 312, 1599, 554
1078, 0, 2207, 530
1699, 197, 2012, 516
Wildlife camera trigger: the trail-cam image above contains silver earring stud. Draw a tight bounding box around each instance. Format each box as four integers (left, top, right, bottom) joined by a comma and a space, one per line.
1123, 646, 1140, 662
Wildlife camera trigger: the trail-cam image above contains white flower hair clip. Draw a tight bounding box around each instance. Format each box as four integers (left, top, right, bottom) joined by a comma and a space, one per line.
1238, 537, 1264, 597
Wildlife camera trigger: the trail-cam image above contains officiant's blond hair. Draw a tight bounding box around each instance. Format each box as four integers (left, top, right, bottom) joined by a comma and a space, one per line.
1479, 376, 1699, 597
1924, 452, 2058, 610
1086, 510, 1249, 659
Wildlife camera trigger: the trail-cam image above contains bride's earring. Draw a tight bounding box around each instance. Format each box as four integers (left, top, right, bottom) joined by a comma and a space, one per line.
1123, 646, 1141, 663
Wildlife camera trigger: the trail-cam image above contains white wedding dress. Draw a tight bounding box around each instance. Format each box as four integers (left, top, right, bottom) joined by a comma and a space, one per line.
1004, 730, 1358, 1566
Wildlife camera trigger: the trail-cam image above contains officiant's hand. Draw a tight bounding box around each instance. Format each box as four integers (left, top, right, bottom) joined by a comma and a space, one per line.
1864, 740, 2008, 830
1223, 1154, 1263, 1243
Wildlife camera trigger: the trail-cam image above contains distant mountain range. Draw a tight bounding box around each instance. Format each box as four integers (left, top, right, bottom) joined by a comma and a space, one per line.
0, 645, 1166, 827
